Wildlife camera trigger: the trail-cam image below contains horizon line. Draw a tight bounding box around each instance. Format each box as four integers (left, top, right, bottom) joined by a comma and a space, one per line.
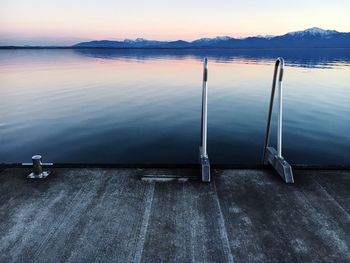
1, 27, 349, 47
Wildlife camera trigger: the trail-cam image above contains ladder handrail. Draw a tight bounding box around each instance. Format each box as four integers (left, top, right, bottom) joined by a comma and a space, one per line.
263, 57, 284, 162
200, 58, 209, 157
199, 57, 210, 182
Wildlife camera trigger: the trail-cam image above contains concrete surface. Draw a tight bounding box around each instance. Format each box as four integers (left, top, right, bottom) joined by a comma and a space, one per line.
0, 168, 349, 263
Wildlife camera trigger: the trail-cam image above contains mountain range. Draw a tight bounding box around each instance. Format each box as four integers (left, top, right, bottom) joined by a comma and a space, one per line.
74, 27, 350, 49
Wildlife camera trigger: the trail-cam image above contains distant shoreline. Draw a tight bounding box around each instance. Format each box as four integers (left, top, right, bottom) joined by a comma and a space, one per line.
2, 28, 349, 50
1, 46, 350, 50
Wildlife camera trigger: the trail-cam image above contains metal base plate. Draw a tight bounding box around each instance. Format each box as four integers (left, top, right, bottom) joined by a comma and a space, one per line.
199, 147, 211, 182
27, 171, 51, 179
264, 147, 294, 183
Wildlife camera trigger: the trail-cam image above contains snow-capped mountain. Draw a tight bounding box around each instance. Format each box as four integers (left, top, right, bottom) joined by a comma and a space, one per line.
212, 36, 233, 41
256, 35, 275, 39
192, 36, 233, 46
287, 27, 339, 37
73, 27, 350, 48
124, 38, 148, 43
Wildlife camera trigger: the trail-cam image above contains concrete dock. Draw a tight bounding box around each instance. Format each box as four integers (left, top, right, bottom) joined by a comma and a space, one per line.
0, 167, 349, 262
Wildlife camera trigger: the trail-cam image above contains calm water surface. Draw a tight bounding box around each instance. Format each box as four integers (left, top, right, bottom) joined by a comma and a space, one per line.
0, 49, 349, 165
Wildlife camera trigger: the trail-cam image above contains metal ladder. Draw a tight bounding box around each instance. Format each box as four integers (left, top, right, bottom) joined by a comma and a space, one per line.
262, 57, 294, 183
20, 57, 293, 184
199, 58, 210, 182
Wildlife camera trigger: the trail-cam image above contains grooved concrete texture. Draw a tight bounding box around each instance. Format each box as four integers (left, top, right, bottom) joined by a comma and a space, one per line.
0, 168, 349, 263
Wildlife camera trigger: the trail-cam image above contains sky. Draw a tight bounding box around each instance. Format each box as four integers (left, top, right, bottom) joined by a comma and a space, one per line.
0, 0, 349, 45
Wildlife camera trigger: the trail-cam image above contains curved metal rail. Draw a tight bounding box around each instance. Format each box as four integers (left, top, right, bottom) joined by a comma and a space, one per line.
199, 58, 210, 182
263, 58, 294, 183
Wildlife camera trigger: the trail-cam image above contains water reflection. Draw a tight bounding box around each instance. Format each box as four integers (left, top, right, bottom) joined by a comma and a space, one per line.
0, 49, 349, 165
74, 48, 350, 68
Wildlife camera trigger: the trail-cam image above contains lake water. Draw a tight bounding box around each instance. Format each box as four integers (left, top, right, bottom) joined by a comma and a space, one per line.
0, 48, 349, 165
